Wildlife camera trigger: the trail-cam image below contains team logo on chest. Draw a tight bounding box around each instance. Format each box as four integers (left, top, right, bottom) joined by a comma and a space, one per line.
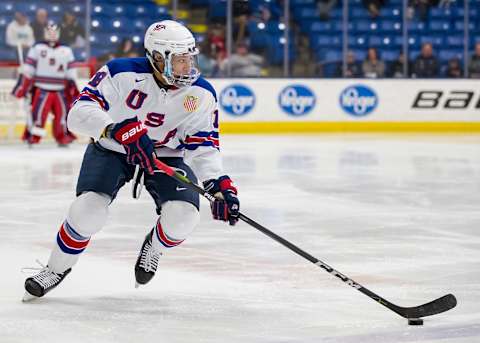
183, 95, 199, 113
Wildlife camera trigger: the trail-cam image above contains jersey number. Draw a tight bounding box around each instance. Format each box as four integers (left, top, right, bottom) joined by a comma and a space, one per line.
88, 71, 107, 87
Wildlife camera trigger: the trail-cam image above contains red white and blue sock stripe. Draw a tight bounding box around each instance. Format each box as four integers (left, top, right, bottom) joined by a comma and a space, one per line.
56, 221, 90, 255
155, 221, 184, 248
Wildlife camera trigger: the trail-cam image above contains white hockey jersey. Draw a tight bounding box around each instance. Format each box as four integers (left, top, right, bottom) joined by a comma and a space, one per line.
23, 42, 77, 91
68, 57, 223, 182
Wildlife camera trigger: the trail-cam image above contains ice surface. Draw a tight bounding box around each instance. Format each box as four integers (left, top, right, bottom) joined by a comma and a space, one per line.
0, 134, 479, 343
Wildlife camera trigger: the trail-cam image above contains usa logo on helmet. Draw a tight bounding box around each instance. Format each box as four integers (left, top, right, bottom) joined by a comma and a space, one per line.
153, 24, 166, 31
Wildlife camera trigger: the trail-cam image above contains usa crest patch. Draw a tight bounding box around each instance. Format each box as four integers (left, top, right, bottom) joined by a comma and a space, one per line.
183, 95, 199, 112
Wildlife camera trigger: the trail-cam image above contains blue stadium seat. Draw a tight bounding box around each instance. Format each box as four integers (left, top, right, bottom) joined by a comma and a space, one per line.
294, 6, 318, 19
190, 0, 210, 6
454, 21, 477, 32
369, 36, 388, 48
429, 20, 450, 32
312, 35, 341, 48
454, 7, 478, 19
409, 50, 421, 60
439, 49, 463, 62
329, 8, 343, 19
68, 3, 85, 15
208, 0, 226, 19
419, 35, 444, 47
322, 61, 340, 77
348, 35, 367, 48
73, 48, 87, 61
430, 7, 453, 19
381, 20, 402, 33
133, 19, 148, 31
408, 36, 421, 49
351, 7, 369, 18
323, 50, 343, 62
379, 7, 401, 19
351, 49, 367, 60
0, 48, 16, 61
354, 20, 376, 32
380, 50, 399, 62
407, 20, 426, 32
310, 21, 335, 32
48, 3, 63, 15
290, 0, 315, 6
446, 35, 464, 47
0, 2, 15, 15
0, 15, 7, 28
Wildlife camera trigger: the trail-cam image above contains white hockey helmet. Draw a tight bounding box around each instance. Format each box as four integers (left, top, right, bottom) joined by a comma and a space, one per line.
144, 20, 200, 87
44, 22, 60, 43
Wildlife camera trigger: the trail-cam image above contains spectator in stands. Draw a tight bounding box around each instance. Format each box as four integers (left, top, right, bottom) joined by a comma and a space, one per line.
389, 52, 409, 78
407, 0, 439, 21
412, 43, 439, 78
59, 12, 85, 48
316, 0, 338, 20
362, 48, 385, 78
31, 8, 48, 42
197, 41, 219, 77
233, 0, 251, 45
468, 42, 480, 78
115, 38, 140, 58
362, 0, 387, 18
220, 41, 263, 77
336, 51, 362, 78
445, 58, 462, 78
6, 12, 34, 60
208, 23, 227, 61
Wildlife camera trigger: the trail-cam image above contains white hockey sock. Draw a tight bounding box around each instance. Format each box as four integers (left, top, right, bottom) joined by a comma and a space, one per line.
48, 221, 90, 273
151, 200, 199, 252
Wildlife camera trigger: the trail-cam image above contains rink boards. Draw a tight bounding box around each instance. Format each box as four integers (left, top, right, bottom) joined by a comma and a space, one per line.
1, 78, 480, 140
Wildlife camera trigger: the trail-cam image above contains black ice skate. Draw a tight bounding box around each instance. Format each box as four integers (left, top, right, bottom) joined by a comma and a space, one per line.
135, 230, 162, 288
23, 265, 71, 301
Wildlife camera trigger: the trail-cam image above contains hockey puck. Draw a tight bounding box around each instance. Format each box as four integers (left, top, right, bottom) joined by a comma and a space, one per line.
408, 318, 424, 326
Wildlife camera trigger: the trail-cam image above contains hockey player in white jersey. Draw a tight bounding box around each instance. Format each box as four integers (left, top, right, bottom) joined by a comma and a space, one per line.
12, 23, 78, 146
23, 20, 240, 299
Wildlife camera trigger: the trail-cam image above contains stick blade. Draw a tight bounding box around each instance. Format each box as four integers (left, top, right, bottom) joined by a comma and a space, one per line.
402, 293, 457, 319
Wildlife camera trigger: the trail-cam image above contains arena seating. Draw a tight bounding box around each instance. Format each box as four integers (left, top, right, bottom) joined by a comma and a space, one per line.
1, 0, 479, 76
0, 0, 170, 61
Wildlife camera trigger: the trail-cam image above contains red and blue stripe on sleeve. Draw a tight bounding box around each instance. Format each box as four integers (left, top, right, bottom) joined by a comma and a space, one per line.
73, 87, 110, 110
181, 130, 219, 150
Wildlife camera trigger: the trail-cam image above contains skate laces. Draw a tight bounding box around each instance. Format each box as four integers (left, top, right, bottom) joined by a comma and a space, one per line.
139, 240, 161, 273
21, 259, 62, 289
21, 259, 47, 274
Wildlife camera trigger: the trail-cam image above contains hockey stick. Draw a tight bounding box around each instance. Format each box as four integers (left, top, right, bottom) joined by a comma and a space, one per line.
153, 158, 457, 321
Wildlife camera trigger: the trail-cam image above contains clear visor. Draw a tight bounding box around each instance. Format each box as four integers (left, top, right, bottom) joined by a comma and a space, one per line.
151, 50, 200, 87
45, 28, 60, 42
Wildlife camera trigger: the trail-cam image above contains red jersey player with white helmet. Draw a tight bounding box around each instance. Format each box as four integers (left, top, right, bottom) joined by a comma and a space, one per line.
11, 22, 78, 146
22, 20, 240, 300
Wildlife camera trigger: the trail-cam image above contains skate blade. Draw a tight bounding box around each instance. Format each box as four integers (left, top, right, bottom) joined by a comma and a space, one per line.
135, 282, 141, 289
22, 291, 38, 302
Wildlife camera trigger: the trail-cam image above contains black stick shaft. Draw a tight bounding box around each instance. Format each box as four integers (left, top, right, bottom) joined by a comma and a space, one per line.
153, 159, 456, 319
